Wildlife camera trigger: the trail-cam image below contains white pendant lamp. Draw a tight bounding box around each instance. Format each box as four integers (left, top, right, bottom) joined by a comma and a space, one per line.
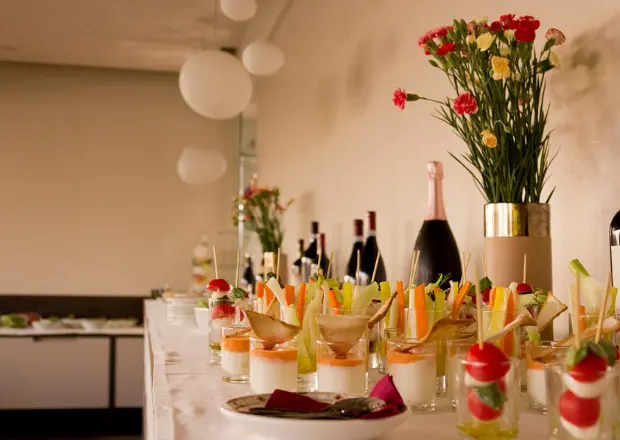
177, 147, 227, 185
220, 0, 257, 22
179, 50, 253, 120
242, 39, 285, 76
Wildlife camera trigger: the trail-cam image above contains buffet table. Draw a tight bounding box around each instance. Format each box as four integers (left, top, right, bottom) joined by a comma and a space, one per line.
144, 300, 548, 440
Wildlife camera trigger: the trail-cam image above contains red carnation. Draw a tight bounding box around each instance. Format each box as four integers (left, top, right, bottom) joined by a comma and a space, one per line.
418, 32, 431, 46
545, 28, 566, 45
393, 88, 407, 110
490, 21, 502, 32
467, 21, 475, 33
514, 17, 539, 42
434, 25, 451, 38
453, 93, 478, 115
519, 16, 541, 29
436, 42, 456, 57
500, 14, 515, 23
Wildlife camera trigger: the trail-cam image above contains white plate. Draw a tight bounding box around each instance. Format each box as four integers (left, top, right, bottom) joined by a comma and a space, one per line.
32, 320, 65, 330
220, 393, 410, 440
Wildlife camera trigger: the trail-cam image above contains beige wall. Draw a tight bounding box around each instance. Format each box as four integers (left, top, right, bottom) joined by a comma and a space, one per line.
0, 63, 238, 296
256, 0, 620, 330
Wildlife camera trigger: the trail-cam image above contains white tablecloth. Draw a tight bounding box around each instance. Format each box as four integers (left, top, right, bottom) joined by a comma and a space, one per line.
143, 300, 548, 440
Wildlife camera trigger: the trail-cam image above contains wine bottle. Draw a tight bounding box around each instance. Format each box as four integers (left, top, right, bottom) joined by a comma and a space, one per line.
360, 211, 387, 284
344, 219, 364, 284
291, 239, 305, 283
240, 254, 256, 296
315, 233, 330, 276
302, 221, 319, 280
413, 161, 462, 287
610, 210, 620, 287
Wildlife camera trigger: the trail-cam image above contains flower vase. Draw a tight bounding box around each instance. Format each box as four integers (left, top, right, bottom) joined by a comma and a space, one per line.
263, 251, 288, 284
483, 203, 553, 341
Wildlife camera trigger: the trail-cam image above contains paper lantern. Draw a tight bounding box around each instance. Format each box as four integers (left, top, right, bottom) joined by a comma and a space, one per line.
220, 0, 257, 22
177, 147, 227, 185
179, 50, 253, 120
242, 40, 285, 76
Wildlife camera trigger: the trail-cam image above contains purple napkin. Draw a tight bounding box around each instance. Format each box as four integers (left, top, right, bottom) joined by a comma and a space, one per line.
265, 390, 330, 412
361, 374, 405, 419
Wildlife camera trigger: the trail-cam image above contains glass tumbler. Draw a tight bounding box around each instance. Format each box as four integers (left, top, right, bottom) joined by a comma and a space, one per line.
317, 338, 368, 395
249, 337, 298, 394
524, 341, 570, 414
455, 355, 520, 439
208, 296, 237, 364
220, 325, 250, 383
446, 339, 476, 409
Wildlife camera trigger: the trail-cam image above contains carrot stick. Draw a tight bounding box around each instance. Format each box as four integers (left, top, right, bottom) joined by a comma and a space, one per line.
451, 281, 473, 319
256, 282, 264, 299
396, 281, 406, 332
488, 287, 496, 308
265, 286, 274, 309
578, 305, 587, 333
414, 283, 428, 338
296, 283, 306, 324
328, 289, 341, 313
284, 285, 295, 306
502, 290, 516, 356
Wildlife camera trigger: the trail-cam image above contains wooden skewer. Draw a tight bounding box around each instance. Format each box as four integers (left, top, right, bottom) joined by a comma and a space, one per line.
212, 246, 219, 279
356, 249, 361, 285
481, 254, 487, 278
573, 272, 581, 349
523, 254, 528, 284
411, 250, 421, 287
317, 251, 323, 276
326, 251, 335, 279
474, 267, 484, 350
275, 248, 281, 281
595, 272, 612, 343
370, 249, 382, 284
235, 250, 240, 289
407, 250, 416, 288
461, 252, 471, 286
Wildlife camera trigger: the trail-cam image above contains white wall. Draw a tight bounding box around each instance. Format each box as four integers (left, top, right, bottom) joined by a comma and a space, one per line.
256, 0, 620, 320
0, 63, 238, 296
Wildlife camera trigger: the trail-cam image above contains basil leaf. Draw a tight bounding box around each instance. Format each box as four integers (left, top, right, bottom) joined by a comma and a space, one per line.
196, 300, 209, 308
597, 339, 617, 367
473, 382, 507, 411
566, 345, 588, 368
468, 276, 492, 295
230, 287, 247, 299
585, 340, 607, 359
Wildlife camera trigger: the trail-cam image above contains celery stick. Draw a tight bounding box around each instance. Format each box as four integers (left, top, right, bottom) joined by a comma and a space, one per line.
342, 283, 353, 309
425, 295, 434, 327
610, 287, 618, 315
434, 289, 446, 322
351, 283, 380, 313
266, 278, 287, 307
408, 287, 415, 311
388, 300, 399, 330
380, 282, 391, 327
569, 259, 590, 277
287, 304, 299, 326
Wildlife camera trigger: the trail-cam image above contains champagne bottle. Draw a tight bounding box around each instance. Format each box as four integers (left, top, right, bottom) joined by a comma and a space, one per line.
344, 219, 364, 284
360, 211, 387, 284
413, 161, 462, 286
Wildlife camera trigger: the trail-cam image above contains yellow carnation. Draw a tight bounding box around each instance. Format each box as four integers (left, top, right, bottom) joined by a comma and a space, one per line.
491, 56, 511, 80
549, 51, 560, 67
481, 130, 498, 148
500, 46, 510, 56
504, 30, 515, 40
466, 34, 476, 44
476, 33, 495, 51
475, 16, 488, 24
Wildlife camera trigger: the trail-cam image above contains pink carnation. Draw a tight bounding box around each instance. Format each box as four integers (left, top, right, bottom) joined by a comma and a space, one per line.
545, 28, 566, 45
393, 88, 407, 110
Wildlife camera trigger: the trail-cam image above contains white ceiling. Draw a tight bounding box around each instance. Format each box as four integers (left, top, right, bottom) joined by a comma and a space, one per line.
0, 0, 285, 72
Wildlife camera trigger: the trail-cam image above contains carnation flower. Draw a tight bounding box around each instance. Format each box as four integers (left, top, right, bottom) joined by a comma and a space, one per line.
453, 93, 478, 115
545, 28, 566, 46
476, 33, 495, 51
491, 56, 511, 80
436, 42, 456, 56
481, 130, 498, 148
392, 88, 407, 110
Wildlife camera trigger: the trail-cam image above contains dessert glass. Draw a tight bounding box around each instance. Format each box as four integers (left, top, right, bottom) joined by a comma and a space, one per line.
208, 296, 237, 364
220, 325, 250, 383
387, 337, 437, 412
446, 339, 476, 409
524, 341, 569, 413
317, 338, 368, 395
249, 337, 298, 394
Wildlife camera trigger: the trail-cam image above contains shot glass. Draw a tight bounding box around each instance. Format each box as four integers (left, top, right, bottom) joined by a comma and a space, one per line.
525, 341, 570, 413
546, 360, 617, 440
208, 297, 237, 364
455, 355, 520, 439
249, 337, 298, 394
220, 325, 250, 383
446, 339, 476, 409
317, 338, 368, 395
386, 337, 437, 412
404, 307, 447, 395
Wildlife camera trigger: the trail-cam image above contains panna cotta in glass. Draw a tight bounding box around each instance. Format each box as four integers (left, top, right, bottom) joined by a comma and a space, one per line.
525, 341, 570, 413
387, 338, 437, 412
221, 325, 250, 383
207, 296, 237, 364
317, 339, 368, 395
250, 337, 298, 394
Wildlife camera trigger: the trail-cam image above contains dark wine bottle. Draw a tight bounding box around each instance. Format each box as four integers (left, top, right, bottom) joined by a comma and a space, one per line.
610, 210, 620, 287
413, 161, 462, 287
344, 219, 364, 284
360, 211, 387, 284
315, 233, 330, 276
240, 254, 256, 296
302, 221, 319, 280
291, 239, 305, 282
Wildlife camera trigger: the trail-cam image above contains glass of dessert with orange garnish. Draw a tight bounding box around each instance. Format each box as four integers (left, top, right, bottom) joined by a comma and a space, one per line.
221, 325, 250, 383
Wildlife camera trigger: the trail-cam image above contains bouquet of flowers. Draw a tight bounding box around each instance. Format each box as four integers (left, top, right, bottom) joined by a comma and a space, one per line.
394, 15, 565, 203
233, 181, 293, 253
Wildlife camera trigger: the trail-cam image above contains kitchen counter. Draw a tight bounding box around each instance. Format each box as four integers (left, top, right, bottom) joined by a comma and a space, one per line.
143, 300, 549, 440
